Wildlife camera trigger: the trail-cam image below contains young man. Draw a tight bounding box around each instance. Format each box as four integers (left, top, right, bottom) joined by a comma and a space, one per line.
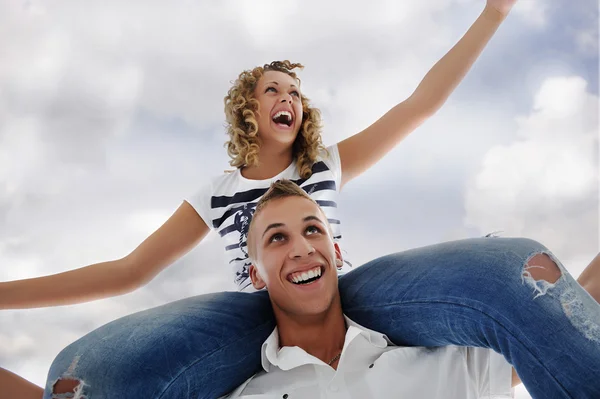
225, 179, 518, 398
225, 179, 600, 398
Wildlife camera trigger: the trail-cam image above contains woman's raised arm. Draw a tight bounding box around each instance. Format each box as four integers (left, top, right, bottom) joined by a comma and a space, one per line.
0, 200, 209, 309
337, 1, 516, 187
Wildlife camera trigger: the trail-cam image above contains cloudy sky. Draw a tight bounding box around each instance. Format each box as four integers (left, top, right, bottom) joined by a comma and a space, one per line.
0, 1, 597, 398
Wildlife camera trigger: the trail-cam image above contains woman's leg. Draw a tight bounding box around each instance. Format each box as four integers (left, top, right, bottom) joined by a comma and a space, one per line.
43, 291, 273, 399
0, 367, 43, 399
340, 237, 600, 399
577, 252, 600, 302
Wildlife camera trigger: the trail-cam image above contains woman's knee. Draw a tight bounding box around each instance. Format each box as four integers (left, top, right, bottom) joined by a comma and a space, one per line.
523, 253, 562, 284
52, 378, 83, 398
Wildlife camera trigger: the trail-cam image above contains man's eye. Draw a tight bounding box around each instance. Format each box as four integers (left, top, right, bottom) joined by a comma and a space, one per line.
306, 225, 321, 235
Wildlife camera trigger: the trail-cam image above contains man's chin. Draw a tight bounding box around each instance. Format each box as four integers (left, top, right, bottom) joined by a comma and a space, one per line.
280, 292, 340, 319
284, 306, 335, 321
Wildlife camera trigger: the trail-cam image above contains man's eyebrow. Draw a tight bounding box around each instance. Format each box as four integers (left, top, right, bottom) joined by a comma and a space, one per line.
262, 222, 284, 238
261, 215, 323, 238
266, 81, 298, 89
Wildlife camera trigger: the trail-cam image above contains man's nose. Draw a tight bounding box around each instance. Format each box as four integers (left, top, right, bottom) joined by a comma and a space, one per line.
289, 236, 315, 258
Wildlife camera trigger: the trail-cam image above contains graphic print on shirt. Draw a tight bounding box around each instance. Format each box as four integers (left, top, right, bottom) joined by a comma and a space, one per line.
234, 203, 255, 258
208, 159, 353, 290
232, 202, 256, 284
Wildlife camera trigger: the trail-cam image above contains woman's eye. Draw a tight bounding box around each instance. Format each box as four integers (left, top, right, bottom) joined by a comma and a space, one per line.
269, 233, 284, 243
291, 90, 300, 97
266, 87, 276, 93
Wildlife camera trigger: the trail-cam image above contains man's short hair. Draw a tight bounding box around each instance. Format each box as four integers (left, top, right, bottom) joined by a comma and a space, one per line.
247, 179, 323, 261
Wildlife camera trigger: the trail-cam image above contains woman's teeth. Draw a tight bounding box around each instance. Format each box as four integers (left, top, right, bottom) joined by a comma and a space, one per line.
272, 111, 293, 126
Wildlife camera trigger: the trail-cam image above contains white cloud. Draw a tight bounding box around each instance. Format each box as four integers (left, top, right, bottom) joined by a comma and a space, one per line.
465, 76, 598, 276
0, 333, 36, 357
510, 0, 547, 27
574, 27, 599, 56
456, 0, 548, 27
127, 210, 172, 235
234, 0, 453, 48
0, 119, 44, 196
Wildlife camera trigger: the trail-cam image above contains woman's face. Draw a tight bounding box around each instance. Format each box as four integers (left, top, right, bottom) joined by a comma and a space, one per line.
253, 70, 304, 149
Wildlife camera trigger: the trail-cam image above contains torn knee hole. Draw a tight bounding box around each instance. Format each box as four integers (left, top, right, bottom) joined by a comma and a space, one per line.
52, 378, 81, 394
524, 253, 561, 284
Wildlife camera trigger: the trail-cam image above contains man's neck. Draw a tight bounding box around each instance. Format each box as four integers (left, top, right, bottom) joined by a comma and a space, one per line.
275, 303, 347, 369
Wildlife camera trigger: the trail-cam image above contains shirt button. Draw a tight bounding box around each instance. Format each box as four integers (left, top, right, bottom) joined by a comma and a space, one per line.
329, 384, 339, 392
369, 363, 374, 368
283, 395, 288, 399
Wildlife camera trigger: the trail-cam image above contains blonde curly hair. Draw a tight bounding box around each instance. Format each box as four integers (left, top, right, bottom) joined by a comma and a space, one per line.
224, 60, 327, 179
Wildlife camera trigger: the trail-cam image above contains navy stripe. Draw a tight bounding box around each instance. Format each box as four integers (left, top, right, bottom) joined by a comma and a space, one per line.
211, 161, 331, 210
302, 180, 336, 195
226, 241, 247, 251
211, 188, 268, 210
212, 179, 337, 229
309, 160, 330, 174
316, 200, 337, 208
219, 224, 237, 237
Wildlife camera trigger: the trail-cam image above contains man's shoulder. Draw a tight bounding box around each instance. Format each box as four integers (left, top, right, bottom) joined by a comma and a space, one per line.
344, 315, 392, 347
220, 370, 269, 398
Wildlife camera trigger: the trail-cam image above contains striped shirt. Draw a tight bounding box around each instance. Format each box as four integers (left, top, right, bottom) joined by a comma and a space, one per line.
186, 144, 352, 291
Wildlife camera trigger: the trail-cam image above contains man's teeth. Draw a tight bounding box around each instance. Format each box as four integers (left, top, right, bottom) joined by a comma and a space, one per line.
291, 267, 322, 284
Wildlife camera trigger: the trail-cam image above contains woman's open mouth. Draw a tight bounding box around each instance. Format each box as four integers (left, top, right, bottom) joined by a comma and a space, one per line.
272, 111, 294, 128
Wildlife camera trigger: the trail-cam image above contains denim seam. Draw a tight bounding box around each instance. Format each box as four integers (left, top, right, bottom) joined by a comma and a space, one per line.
345, 300, 574, 399
156, 319, 274, 399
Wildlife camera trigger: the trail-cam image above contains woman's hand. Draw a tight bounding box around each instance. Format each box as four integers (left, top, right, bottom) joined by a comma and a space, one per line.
486, 0, 518, 17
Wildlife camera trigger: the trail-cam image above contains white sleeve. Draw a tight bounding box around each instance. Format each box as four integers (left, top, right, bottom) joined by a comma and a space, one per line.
322, 143, 342, 192
465, 347, 514, 398
184, 179, 214, 231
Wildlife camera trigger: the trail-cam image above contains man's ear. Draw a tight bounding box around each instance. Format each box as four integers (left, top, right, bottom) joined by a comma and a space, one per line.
333, 243, 343, 269
249, 264, 267, 290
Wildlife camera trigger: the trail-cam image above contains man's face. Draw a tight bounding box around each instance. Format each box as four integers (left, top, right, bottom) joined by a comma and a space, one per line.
249, 196, 342, 318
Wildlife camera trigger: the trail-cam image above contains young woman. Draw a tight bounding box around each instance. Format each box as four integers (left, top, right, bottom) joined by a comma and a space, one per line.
2, 1, 600, 398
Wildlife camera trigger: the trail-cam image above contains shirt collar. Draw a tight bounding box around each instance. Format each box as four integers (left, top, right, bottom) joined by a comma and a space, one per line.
260, 315, 391, 372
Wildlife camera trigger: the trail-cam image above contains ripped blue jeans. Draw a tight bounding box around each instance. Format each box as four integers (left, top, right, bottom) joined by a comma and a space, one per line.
44, 237, 600, 399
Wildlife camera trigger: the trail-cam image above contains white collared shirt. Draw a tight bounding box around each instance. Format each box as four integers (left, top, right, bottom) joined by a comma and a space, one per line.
224, 316, 513, 399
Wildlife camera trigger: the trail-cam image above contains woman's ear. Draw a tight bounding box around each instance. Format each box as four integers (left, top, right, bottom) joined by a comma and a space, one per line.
249, 264, 267, 290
